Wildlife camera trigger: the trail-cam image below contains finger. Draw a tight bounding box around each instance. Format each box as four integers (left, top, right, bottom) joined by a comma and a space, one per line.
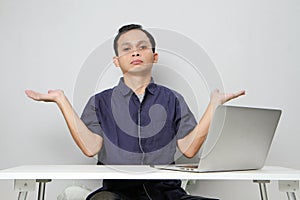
25, 90, 40, 100
227, 90, 246, 101
24, 90, 32, 97
238, 90, 246, 95
234, 90, 246, 98
25, 90, 50, 101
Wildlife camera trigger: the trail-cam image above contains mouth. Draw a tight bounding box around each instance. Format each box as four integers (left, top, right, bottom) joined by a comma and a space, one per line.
130, 59, 143, 65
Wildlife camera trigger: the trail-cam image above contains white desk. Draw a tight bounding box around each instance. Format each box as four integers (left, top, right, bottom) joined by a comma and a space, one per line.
0, 165, 299, 200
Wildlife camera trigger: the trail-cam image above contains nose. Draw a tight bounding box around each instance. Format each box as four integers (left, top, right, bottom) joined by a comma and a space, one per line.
131, 49, 140, 57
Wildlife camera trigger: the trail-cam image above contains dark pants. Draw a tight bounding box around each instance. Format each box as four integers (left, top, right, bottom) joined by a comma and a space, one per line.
88, 191, 218, 200
86, 180, 219, 200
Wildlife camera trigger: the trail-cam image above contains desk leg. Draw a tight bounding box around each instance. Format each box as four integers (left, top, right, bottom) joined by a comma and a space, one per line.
17, 191, 28, 200
36, 179, 51, 200
287, 192, 297, 200
253, 180, 270, 200
279, 180, 299, 200
14, 180, 36, 200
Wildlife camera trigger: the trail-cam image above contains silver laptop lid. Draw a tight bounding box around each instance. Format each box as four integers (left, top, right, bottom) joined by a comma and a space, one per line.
198, 105, 282, 172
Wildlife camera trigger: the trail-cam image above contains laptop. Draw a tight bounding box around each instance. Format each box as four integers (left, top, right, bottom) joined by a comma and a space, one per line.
153, 105, 282, 173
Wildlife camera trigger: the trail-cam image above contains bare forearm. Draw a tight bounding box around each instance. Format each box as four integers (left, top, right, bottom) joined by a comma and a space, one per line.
55, 93, 102, 157
177, 89, 245, 158
177, 103, 214, 158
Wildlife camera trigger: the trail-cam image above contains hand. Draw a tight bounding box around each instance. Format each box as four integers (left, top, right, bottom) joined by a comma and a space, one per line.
25, 89, 65, 103
210, 89, 245, 108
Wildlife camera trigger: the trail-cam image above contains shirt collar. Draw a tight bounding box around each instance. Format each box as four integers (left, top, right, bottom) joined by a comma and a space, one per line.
117, 77, 157, 96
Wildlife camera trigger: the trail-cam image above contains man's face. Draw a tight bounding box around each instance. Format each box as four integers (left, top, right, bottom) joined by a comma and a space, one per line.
113, 29, 158, 75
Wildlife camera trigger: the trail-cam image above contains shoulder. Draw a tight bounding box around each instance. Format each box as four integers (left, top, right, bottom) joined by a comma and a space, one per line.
85, 88, 114, 106
155, 84, 184, 100
94, 88, 114, 98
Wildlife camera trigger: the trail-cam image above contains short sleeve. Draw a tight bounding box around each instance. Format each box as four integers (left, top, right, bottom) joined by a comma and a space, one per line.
80, 96, 104, 137
173, 91, 197, 140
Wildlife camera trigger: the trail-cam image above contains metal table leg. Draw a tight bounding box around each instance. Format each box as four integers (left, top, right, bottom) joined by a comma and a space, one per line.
279, 180, 299, 200
14, 179, 36, 200
17, 191, 28, 200
36, 179, 51, 200
287, 192, 297, 200
253, 180, 270, 200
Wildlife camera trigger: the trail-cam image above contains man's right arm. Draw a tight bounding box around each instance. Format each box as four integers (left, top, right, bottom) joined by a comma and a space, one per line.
25, 89, 103, 157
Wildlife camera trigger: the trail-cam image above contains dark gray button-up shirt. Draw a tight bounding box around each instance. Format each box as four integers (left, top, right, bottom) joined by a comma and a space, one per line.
81, 78, 197, 165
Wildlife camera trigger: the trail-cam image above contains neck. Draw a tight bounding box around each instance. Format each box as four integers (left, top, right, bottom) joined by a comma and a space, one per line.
123, 74, 151, 95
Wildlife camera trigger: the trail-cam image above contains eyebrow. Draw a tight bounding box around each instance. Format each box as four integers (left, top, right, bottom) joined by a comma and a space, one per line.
120, 40, 149, 47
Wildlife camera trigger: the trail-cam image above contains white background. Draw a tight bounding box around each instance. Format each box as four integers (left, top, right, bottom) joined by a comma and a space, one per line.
0, 0, 299, 199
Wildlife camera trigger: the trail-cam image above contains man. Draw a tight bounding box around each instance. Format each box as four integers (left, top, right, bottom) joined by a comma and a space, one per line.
25, 24, 245, 199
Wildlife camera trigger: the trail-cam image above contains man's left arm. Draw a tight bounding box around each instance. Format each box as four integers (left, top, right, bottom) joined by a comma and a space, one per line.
177, 89, 245, 158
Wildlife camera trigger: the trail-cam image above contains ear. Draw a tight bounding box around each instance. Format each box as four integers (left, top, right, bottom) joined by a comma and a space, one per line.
113, 56, 120, 67
153, 53, 159, 63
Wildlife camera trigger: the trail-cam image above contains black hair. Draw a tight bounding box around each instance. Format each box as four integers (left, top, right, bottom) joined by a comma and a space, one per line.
113, 24, 156, 56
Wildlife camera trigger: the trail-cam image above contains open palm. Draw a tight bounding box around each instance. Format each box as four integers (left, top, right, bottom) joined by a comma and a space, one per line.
210, 89, 245, 107
25, 89, 64, 103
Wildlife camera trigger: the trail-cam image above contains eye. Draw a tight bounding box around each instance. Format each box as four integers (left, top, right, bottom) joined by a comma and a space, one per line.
123, 47, 131, 51
139, 45, 148, 50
